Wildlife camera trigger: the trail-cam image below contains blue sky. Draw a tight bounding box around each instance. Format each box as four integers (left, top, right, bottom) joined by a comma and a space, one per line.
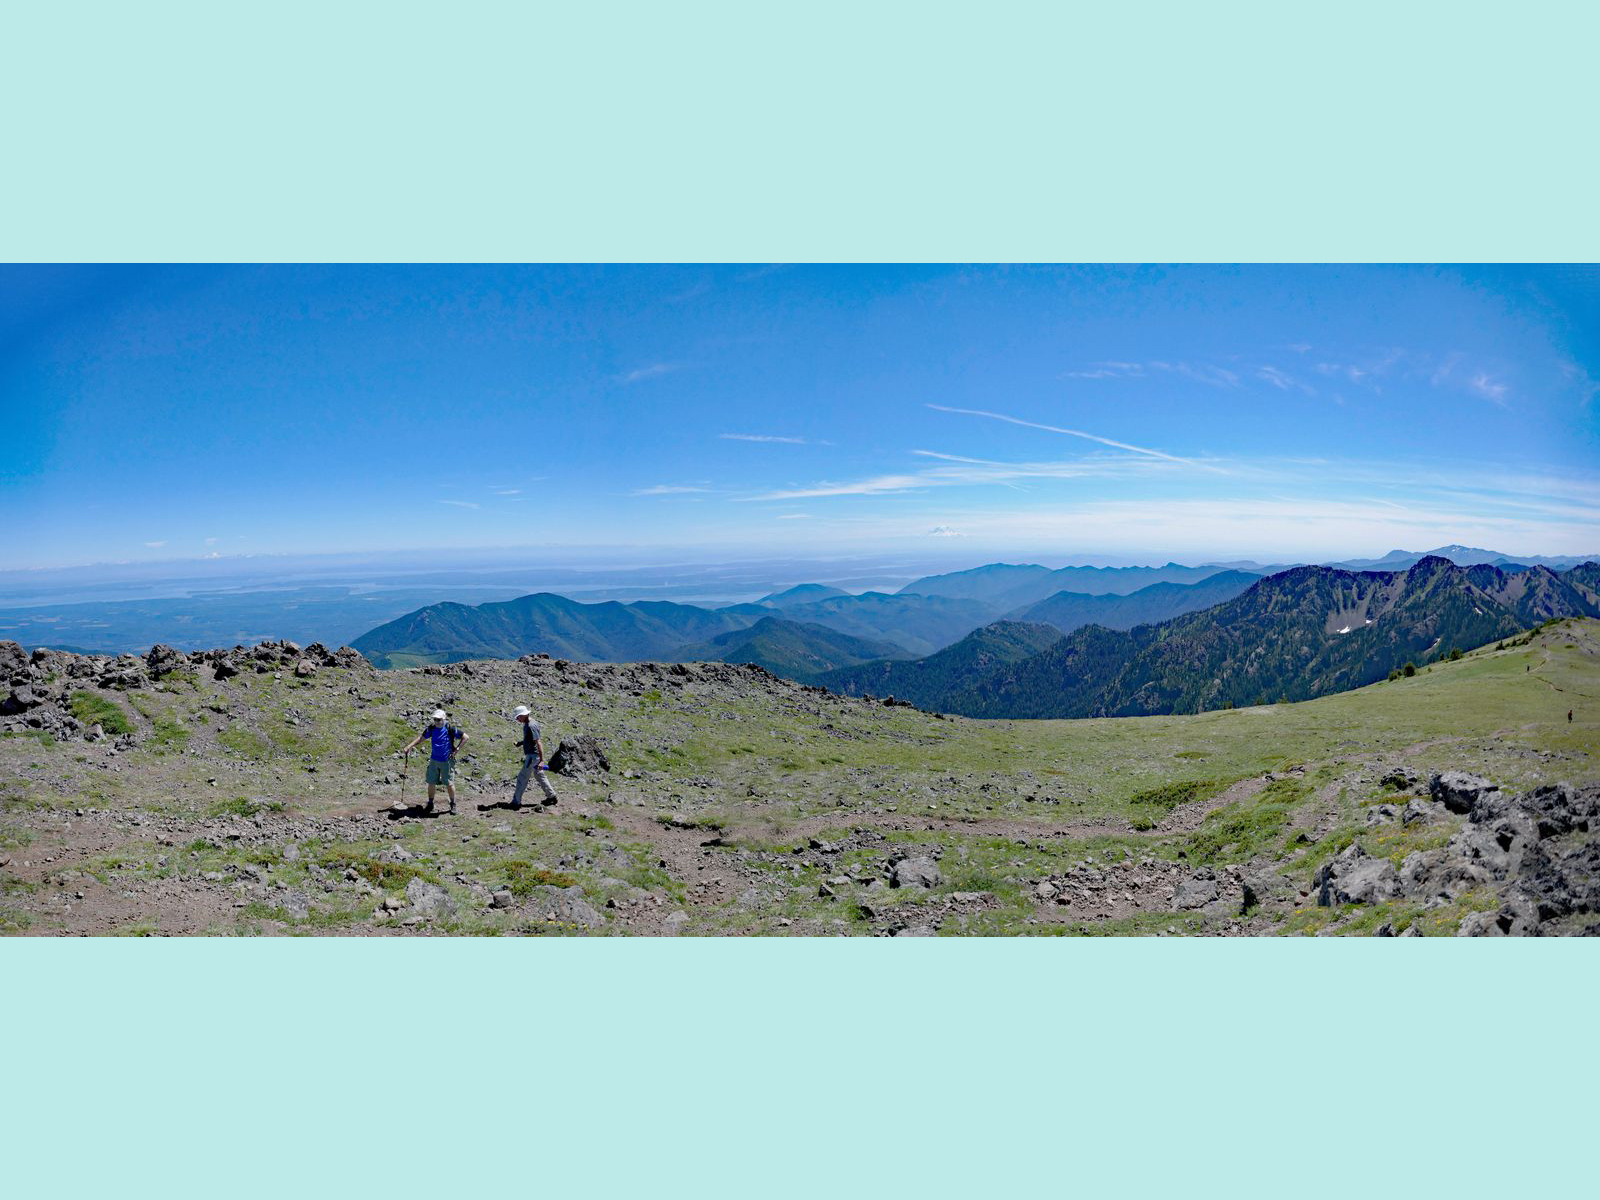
3, 264, 1597, 571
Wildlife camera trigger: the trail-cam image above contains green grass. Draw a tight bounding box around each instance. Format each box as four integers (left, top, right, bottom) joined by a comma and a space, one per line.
501, 860, 578, 896
206, 796, 286, 819
217, 727, 271, 758
1183, 778, 1307, 865
315, 848, 434, 890
69, 691, 133, 736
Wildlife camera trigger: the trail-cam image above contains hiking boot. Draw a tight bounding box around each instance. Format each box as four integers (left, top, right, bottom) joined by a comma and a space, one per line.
424, 800, 435, 814
510, 799, 522, 811
447, 803, 457, 815
542, 796, 558, 807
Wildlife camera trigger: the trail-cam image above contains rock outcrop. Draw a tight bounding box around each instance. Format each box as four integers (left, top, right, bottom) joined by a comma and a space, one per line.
1311, 774, 1600, 935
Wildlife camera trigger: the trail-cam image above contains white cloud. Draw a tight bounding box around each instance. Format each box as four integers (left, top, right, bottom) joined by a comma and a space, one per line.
617, 362, 683, 385
927, 403, 1227, 473
633, 484, 711, 496
494, 488, 521, 496
776, 512, 810, 520
204, 537, 217, 545
439, 499, 480, 509
143, 540, 166, 548
1467, 372, 1509, 404
744, 474, 926, 501
927, 526, 964, 537
1061, 360, 1239, 387
741, 449, 1178, 503
1255, 365, 1317, 396
720, 433, 808, 444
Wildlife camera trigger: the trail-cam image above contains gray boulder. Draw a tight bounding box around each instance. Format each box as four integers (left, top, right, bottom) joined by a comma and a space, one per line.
1430, 771, 1498, 815
0, 640, 26, 682
533, 884, 602, 928
1315, 844, 1402, 906
404, 878, 456, 919
145, 644, 188, 678
890, 855, 941, 889
1173, 873, 1220, 910
1, 686, 42, 715
549, 735, 610, 778
99, 655, 148, 690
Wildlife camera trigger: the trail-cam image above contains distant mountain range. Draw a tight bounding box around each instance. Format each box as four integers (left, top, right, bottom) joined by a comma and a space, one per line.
349, 552, 1600, 719
352, 565, 1264, 668
1331, 545, 1597, 572
897, 560, 1250, 608
825, 558, 1600, 718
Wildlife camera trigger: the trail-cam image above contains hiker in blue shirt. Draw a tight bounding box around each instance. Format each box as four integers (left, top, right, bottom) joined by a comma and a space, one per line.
400, 709, 467, 815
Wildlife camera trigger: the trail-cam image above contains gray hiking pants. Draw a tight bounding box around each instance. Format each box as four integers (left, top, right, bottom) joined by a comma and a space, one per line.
513, 753, 558, 805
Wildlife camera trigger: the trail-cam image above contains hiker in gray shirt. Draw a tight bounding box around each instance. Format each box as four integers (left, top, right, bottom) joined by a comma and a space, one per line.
510, 704, 559, 810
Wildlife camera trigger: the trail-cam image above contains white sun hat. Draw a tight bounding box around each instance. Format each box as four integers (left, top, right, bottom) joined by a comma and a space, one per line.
512, 705, 531, 719
431, 709, 447, 721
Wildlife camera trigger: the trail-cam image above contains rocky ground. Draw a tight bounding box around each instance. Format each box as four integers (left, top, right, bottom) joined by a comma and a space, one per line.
2, 619, 1596, 935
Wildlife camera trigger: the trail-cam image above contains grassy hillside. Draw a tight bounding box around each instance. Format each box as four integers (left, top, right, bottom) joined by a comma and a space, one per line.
3, 619, 1594, 937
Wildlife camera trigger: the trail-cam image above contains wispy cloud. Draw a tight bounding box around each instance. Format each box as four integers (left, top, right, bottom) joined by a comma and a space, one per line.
927, 403, 1227, 473
927, 526, 964, 537
144, 540, 166, 548
1562, 360, 1600, 407
743, 448, 1182, 503
720, 433, 809, 444
494, 488, 521, 496
1255, 365, 1317, 396
617, 362, 684, 385
1061, 360, 1239, 388
439, 499, 480, 509
776, 512, 810, 520
1466, 372, 1509, 405
632, 484, 711, 496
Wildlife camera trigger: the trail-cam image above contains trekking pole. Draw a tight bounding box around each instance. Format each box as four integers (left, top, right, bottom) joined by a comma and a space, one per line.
400, 750, 409, 808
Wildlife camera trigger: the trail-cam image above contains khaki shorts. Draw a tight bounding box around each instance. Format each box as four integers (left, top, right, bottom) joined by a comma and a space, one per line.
425, 759, 453, 786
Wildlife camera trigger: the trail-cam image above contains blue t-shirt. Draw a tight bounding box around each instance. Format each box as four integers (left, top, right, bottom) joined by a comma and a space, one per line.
423, 724, 459, 762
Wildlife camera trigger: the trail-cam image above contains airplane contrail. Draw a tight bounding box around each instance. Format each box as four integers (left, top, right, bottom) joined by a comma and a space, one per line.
927, 404, 1228, 473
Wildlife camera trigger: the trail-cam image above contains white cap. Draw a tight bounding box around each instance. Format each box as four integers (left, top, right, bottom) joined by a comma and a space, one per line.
431, 709, 447, 721
512, 705, 531, 719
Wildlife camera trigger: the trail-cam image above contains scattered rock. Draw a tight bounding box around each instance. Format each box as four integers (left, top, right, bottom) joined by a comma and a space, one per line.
490, 890, 514, 909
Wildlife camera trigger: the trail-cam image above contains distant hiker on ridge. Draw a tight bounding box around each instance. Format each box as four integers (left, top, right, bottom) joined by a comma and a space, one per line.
510, 704, 559, 811
400, 709, 466, 815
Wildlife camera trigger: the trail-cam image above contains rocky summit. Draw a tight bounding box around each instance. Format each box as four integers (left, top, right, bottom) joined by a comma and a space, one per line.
1, 619, 1596, 936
